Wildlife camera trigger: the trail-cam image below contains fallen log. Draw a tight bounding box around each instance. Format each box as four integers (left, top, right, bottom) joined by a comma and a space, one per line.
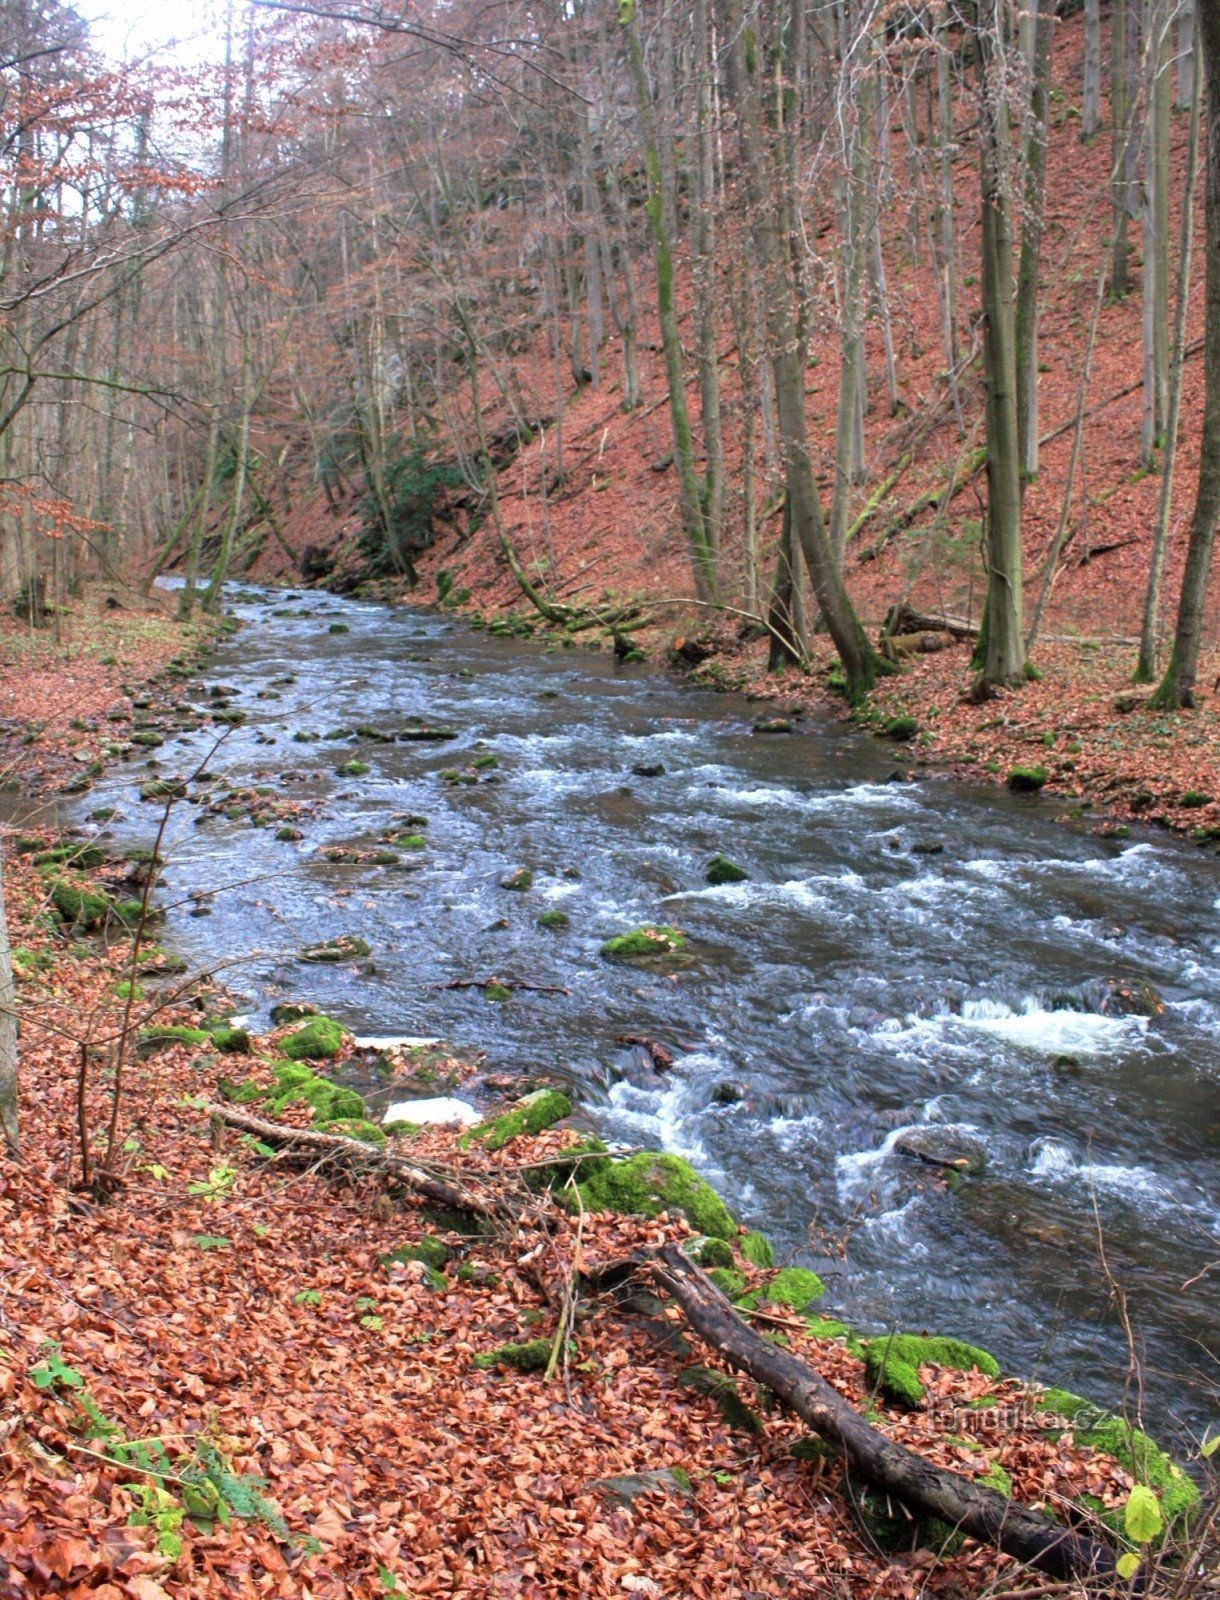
204, 1108, 1121, 1582
884, 601, 979, 640
646, 1243, 1119, 1584
206, 1103, 515, 1221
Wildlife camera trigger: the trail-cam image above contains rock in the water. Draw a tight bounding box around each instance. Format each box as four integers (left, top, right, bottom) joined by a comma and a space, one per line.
299, 934, 371, 963
1082, 977, 1165, 1018
706, 853, 749, 885
895, 1125, 988, 1175
711, 1079, 748, 1106
632, 763, 665, 778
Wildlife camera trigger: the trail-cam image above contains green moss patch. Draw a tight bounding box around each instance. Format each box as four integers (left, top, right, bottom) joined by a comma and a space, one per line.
761, 1267, 824, 1309
280, 1016, 344, 1061
706, 855, 748, 886
1007, 765, 1049, 793
537, 910, 570, 930
739, 1231, 775, 1269
473, 1339, 558, 1372
600, 925, 687, 959
707, 1267, 747, 1299
698, 1238, 735, 1270
575, 1152, 736, 1239
864, 1334, 1000, 1408
459, 1089, 572, 1152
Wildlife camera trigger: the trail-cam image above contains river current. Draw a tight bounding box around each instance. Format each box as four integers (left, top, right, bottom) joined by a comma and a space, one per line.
77, 585, 1220, 1448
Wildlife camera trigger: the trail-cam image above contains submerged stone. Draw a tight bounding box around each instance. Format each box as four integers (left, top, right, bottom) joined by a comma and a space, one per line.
895, 1126, 988, 1176
299, 934, 371, 963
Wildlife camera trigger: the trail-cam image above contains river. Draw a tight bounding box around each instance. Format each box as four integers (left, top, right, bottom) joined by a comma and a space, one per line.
77, 584, 1220, 1449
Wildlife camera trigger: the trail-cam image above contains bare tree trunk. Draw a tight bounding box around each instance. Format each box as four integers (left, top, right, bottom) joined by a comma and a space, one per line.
623, 5, 718, 602
975, 0, 1027, 686
1083, 0, 1102, 136
1151, 0, 1220, 708
1141, 0, 1171, 466
1177, 0, 1196, 107
1015, 0, 1055, 481
1110, 0, 1132, 295
1136, 22, 1202, 681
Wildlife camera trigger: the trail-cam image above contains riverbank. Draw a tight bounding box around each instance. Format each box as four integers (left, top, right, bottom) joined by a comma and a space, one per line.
2, 824, 1206, 1598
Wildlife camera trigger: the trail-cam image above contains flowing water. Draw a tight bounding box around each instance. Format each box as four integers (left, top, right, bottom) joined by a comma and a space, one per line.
78, 586, 1220, 1448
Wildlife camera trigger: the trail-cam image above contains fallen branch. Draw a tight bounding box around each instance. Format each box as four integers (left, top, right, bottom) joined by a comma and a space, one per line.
615, 1035, 674, 1071
646, 1243, 1119, 1584
206, 1104, 515, 1221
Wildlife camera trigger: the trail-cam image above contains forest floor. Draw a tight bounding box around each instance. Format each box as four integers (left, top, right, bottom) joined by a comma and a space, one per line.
0, 614, 1200, 1599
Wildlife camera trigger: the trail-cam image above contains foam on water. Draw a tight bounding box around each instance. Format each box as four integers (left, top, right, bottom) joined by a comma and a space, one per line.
605, 1078, 710, 1165
1029, 1138, 1171, 1200
957, 996, 1146, 1055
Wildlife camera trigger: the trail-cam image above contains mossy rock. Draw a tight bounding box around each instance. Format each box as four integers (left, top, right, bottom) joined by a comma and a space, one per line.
130, 730, 164, 747
537, 910, 570, 930
207, 1025, 250, 1054
706, 854, 749, 886
137, 1024, 212, 1057
382, 1235, 448, 1273
600, 925, 687, 960
1007, 765, 1049, 793
267, 1063, 364, 1124
397, 833, 427, 850
32, 843, 106, 870
317, 1117, 386, 1147
761, 1267, 824, 1309
139, 779, 187, 801
336, 759, 370, 777
280, 1016, 345, 1060
270, 1001, 318, 1025
472, 1339, 560, 1373
864, 1333, 1000, 1408
1036, 1392, 1200, 1534
707, 1266, 747, 1299
883, 715, 919, 741
49, 880, 120, 931
698, 1238, 735, 1270
500, 867, 533, 891
459, 1089, 572, 1152
575, 1152, 736, 1239
753, 718, 793, 735
739, 1231, 775, 1269
525, 1135, 611, 1192
276, 825, 303, 842
299, 935, 370, 963
484, 982, 511, 1002
805, 1316, 865, 1358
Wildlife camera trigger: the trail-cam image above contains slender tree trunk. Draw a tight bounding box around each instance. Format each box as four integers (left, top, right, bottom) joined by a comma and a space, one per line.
935, 17, 965, 432
1083, 0, 1102, 137
1136, 23, 1202, 681
693, 0, 724, 563
1177, 0, 1196, 108
975, 0, 1027, 685
1141, 0, 1171, 466
1015, 0, 1055, 481
1110, 0, 1131, 295
623, 6, 718, 602
1151, 0, 1220, 708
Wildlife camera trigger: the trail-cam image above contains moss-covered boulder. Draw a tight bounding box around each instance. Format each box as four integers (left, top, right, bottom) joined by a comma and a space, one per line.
537, 909, 570, 930
760, 1267, 824, 1309
500, 867, 533, 891
575, 1152, 736, 1240
137, 1024, 213, 1057
32, 843, 107, 870
336, 759, 370, 777
706, 854, 749, 886
525, 1135, 611, 1192
600, 925, 687, 959
864, 1333, 1000, 1408
266, 1062, 365, 1124
1007, 765, 1049, 793
317, 1117, 386, 1147
739, 1231, 775, 1269
698, 1238, 735, 1270
270, 1001, 318, 1026
280, 1016, 344, 1061
707, 1266, 747, 1299
49, 879, 120, 931
473, 1339, 557, 1373
1036, 1390, 1200, 1534
459, 1088, 572, 1152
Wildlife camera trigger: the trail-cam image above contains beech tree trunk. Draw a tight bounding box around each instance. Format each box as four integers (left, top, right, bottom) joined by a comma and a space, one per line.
1015, 0, 1055, 481
1152, 0, 1220, 708
975, 0, 1027, 685
1083, 0, 1102, 137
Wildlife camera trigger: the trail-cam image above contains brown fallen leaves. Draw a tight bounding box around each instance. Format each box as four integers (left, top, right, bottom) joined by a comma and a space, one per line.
1, 835, 1143, 1600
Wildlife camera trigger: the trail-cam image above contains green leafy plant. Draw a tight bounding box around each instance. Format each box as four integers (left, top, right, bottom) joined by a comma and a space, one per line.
187, 1163, 237, 1202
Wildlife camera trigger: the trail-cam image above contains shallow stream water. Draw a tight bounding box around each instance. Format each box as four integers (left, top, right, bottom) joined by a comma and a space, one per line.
76, 585, 1220, 1449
